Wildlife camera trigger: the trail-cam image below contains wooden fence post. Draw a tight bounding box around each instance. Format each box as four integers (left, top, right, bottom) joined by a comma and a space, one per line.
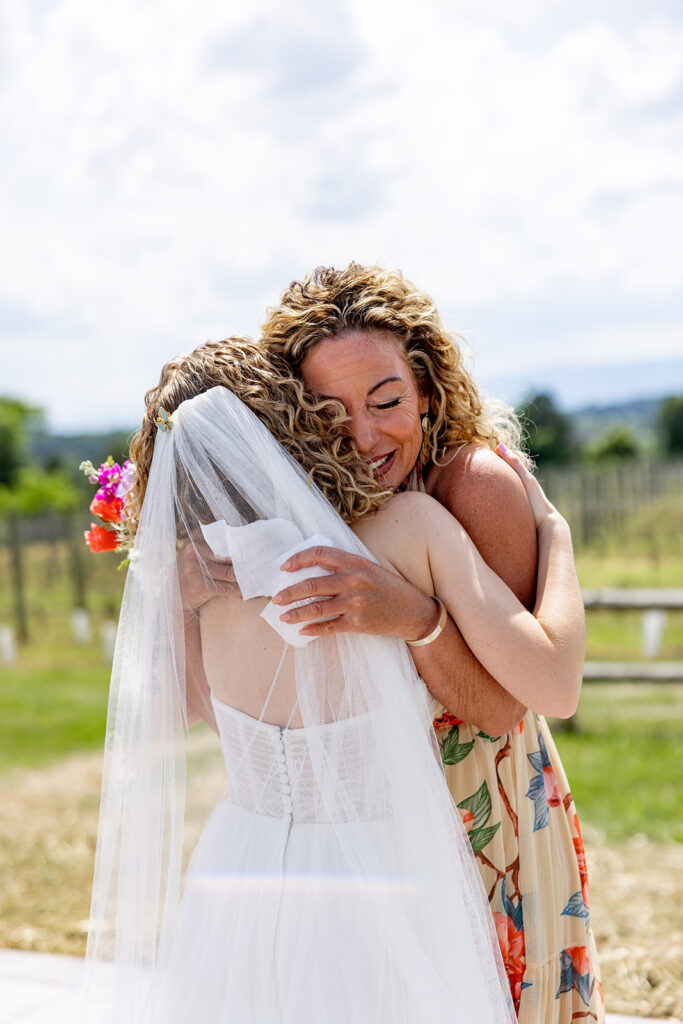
65, 509, 88, 610
7, 511, 28, 644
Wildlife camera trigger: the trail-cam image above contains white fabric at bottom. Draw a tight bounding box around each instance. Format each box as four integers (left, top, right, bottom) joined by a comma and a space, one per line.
154, 699, 428, 1024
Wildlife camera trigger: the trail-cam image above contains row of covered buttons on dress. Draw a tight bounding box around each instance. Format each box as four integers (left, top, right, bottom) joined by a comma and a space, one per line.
276, 730, 294, 821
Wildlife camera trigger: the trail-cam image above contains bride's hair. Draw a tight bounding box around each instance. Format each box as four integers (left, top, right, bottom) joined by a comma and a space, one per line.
127, 336, 389, 535
261, 263, 525, 463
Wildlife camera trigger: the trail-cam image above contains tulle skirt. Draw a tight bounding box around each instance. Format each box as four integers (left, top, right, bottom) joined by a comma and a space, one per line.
155, 801, 421, 1023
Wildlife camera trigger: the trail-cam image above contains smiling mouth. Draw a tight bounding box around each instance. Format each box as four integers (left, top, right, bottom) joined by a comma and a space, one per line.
368, 452, 395, 475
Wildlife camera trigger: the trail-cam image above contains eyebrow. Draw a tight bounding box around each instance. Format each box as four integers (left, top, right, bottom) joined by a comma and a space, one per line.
317, 376, 405, 401
367, 376, 403, 396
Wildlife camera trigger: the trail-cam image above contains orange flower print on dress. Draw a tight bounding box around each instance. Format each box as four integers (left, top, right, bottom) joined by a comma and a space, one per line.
557, 944, 592, 1005
572, 811, 591, 907
493, 911, 526, 1011
433, 711, 463, 731
526, 732, 561, 831
493, 879, 527, 1014
459, 807, 475, 833
543, 764, 562, 807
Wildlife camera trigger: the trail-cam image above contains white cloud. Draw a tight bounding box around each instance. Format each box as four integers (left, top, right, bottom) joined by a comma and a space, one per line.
0, 0, 682, 429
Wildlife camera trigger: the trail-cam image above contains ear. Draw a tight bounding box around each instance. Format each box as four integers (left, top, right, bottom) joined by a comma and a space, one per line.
418, 390, 429, 417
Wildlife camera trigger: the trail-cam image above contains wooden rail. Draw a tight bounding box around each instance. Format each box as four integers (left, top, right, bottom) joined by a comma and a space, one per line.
582, 588, 683, 611
581, 588, 683, 683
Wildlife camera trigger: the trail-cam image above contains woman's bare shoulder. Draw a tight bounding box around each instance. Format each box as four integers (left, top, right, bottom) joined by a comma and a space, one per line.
427, 443, 537, 601
427, 444, 529, 512
352, 492, 439, 592
354, 490, 443, 535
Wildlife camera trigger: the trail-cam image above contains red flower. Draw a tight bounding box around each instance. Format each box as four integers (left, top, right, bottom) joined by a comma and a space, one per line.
90, 496, 124, 523
84, 524, 120, 552
567, 945, 591, 975
433, 712, 463, 731
543, 764, 562, 807
493, 911, 526, 1012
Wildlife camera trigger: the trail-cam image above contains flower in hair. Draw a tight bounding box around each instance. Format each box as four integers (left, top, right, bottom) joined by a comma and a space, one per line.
80, 456, 134, 562
84, 523, 121, 553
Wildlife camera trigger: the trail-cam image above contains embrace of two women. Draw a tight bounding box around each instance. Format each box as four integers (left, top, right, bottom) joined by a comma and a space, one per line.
81, 263, 604, 1024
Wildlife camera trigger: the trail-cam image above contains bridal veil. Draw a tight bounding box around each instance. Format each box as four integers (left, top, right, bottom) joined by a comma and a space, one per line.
79, 385, 514, 1023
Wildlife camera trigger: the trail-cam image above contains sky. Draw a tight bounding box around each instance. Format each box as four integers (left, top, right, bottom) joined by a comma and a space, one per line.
1, 0, 682, 432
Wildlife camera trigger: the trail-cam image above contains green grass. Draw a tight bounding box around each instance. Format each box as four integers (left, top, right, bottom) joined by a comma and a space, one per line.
573, 493, 683, 587
1, 497, 682, 843
0, 659, 111, 773
0, 540, 120, 771
550, 684, 683, 844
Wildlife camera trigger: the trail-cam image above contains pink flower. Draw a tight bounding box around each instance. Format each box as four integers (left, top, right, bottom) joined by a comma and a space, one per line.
115, 460, 134, 500
543, 764, 562, 807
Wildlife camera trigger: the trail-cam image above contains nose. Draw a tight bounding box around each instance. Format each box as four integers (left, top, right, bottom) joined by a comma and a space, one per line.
348, 408, 379, 454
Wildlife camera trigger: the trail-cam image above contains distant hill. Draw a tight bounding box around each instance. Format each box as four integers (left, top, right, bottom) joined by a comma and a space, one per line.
29, 428, 134, 477
485, 355, 683, 412
569, 397, 662, 448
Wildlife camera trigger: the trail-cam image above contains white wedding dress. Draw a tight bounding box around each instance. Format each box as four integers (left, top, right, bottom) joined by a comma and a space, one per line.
160, 697, 420, 1023
80, 386, 515, 1024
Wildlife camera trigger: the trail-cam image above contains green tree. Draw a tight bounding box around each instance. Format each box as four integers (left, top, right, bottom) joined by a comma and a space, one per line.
517, 392, 575, 466
658, 395, 683, 454
587, 425, 639, 463
0, 398, 44, 486
0, 399, 80, 643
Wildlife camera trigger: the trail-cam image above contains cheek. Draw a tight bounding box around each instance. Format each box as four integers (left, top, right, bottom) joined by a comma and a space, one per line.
389, 408, 423, 449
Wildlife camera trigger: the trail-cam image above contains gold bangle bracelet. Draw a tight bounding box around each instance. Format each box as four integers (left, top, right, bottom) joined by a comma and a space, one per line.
406, 597, 447, 648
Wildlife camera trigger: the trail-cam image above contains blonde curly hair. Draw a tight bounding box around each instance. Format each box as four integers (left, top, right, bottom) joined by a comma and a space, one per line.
261, 263, 524, 464
126, 336, 390, 536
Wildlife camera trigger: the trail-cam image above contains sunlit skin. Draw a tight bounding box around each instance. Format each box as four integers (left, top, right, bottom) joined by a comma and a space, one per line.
263, 324, 534, 735
300, 330, 429, 491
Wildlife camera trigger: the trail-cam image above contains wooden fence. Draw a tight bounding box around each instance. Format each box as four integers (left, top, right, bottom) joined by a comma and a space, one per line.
540, 458, 683, 548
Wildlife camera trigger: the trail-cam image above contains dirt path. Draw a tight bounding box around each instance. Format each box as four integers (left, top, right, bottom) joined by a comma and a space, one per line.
1, 746, 681, 1019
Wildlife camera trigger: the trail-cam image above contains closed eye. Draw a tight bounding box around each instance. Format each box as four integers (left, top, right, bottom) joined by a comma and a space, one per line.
376, 399, 400, 410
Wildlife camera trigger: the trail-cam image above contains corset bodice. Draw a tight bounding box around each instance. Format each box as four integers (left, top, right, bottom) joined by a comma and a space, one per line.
211, 695, 390, 824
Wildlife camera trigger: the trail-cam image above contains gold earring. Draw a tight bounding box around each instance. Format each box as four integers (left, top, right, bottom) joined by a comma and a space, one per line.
421, 415, 430, 434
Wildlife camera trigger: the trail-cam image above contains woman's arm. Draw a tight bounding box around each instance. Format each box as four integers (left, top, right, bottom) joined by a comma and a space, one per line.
177, 535, 239, 734
354, 450, 585, 718
272, 548, 526, 733
273, 450, 533, 734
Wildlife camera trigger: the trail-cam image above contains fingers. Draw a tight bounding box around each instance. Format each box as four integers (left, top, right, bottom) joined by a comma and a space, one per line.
280, 546, 365, 573
496, 443, 557, 525
279, 596, 346, 625
273, 572, 351, 606
297, 616, 348, 638
495, 443, 534, 482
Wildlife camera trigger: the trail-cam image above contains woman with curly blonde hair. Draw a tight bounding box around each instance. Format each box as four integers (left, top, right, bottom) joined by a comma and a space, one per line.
253, 263, 604, 1023
85, 330, 591, 1023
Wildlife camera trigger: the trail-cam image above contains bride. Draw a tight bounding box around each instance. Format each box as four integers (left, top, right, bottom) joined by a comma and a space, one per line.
80, 336, 583, 1023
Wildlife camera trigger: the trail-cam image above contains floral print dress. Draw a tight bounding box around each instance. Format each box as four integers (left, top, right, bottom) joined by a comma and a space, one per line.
433, 710, 604, 1022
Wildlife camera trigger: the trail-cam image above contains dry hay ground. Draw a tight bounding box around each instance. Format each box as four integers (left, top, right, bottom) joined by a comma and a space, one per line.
1, 740, 681, 1020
